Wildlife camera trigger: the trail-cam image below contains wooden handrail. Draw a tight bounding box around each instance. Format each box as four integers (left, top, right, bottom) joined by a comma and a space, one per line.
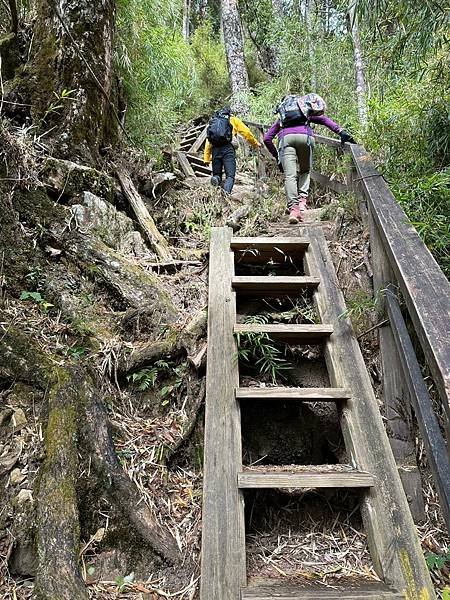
349, 144, 450, 430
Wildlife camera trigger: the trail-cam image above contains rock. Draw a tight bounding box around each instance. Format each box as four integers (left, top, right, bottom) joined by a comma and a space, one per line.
43, 157, 116, 201
12, 408, 27, 429
15, 489, 33, 505
71, 192, 149, 257
10, 468, 26, 486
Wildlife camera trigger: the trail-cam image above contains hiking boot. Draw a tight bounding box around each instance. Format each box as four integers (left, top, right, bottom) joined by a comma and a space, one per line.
298, 196, 308, 211
288, 204, 303, 224
210, 175, 220, 187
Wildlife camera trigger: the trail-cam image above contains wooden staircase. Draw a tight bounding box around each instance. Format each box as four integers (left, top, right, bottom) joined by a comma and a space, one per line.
200, 227, 435, 600
176, 123, 212, 179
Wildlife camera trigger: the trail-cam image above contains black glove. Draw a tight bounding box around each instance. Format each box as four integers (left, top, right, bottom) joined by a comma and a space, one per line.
340, 129, 356, 144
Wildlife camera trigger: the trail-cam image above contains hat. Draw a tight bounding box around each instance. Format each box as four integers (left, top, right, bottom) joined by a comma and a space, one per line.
298, 94, 326, 117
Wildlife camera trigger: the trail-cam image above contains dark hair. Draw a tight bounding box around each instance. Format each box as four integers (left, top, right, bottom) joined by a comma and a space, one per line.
220, 106, 231, 115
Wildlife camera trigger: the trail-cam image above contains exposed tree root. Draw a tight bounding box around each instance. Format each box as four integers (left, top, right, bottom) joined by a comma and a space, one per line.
82, 378, 180, 564
35, 368, 89, 600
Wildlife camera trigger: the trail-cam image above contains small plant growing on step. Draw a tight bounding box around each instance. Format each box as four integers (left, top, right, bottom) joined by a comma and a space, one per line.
235, 315, 291, 384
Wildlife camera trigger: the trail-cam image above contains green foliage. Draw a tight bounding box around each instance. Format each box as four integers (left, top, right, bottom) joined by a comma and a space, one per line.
115, 571, 135, 593
425, 549, 450, 571
20, 291, 53, 312
127, 359, 185, 405
365, 64, 450, 275
116, 0, 229, 152
339, 289, 383, 333
235, 315, 291, 383
42, 89, 76, 124
127, 359, 169, 391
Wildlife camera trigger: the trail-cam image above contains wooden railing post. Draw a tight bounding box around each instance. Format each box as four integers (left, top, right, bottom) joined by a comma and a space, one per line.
369, 206, 425, 521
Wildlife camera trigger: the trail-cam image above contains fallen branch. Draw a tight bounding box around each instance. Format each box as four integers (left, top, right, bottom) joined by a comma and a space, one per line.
117, 169, 172, 261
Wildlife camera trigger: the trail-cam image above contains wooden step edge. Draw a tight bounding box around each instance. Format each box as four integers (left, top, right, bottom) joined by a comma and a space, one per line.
231, 237, 310, 250
236, 387, 351, 401
234, 324, 333, 339
232, 276, 320, 288
237, 469, 375, 489
241, 587, 403, 599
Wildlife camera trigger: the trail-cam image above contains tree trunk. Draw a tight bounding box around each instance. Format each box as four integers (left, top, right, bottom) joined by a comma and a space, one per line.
348, 5, 368, 130
221, 0, 250, 114
305, 0, 317, 90
183, 0, 191, 40
25, 0, 119, 161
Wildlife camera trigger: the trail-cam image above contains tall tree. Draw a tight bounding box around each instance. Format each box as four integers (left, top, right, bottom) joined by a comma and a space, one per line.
221, 0, 250, 114
348, 5, 368, 130
183, 0, 191, 39
305, 0, 317, 90
22, 0, 119, 161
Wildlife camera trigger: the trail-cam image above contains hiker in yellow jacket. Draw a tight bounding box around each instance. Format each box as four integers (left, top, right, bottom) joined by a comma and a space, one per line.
204, 107, 261, 194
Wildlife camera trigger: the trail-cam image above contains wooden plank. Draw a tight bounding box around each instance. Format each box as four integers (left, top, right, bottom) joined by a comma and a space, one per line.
231, 237, 310, 250
315, 134, 351, 151
236, 387, 351, 401
234, 323, 333, 343
116, 169, 172, 261
304, 228, 435, 597
386, 288, 450, 531
238, 469, 374, 489
242, 585, 403, 599
189, 126, 208, 153
176, 151, 196, 177
311, 170, 349, 194
350, 144, 450, 432
232, 276, 320, 294
369, 210, 425, 522
200, 227, 245, 600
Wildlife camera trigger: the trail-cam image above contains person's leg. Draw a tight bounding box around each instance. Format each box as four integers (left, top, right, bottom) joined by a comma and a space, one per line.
280, 135, 298, 209
211, 147, 223, 186
295, 135, 314, 211
222, 144, 236, 193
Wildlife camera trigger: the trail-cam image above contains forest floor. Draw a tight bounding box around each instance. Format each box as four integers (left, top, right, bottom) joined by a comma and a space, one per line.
0, 134, 448, 599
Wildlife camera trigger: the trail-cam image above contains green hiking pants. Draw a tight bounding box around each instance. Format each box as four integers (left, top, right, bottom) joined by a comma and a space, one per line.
279, 133, 314, 208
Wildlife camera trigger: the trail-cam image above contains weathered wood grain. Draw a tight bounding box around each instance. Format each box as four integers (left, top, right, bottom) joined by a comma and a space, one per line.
350, 144, 450, 434
231, 237, 310, 250
241, 584, 404, 600
236, 387, 350, 401
386, 288, 450, 531
232, 275, 320, 295
189, 126, 208, 153
200, 227, 246, 600
176, 151, 196, 177
241, 583, 403, 599
238, 470, 374, 489
304, 227, 435, 598
234, 323, 333, 344
369, 211, 424, 522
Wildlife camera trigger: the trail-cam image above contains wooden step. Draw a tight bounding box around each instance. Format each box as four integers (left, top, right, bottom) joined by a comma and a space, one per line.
231, 237, 310, 251
236, 387, 351, 401
241, 583, 403, 599
238, 468, 374, 489
232, 275, 319, 295
234, 323, 333, 343
186, 153, 207, 165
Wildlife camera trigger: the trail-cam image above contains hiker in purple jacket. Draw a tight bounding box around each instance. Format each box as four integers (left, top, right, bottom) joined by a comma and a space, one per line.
264, 93, 355, 223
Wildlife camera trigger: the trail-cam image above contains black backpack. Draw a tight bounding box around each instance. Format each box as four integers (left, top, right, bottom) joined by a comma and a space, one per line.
276, 95, 308, 128
207, 111, 233, 146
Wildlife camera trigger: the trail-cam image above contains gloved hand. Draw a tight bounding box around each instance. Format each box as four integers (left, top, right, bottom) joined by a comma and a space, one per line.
340, 129, 356, 144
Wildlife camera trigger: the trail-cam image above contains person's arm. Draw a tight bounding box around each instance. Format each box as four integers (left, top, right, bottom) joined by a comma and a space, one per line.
204, 139, 212, 164
230, 116, 261, 148
310, 115, 356, 143
263, 120, 281, 159
310, 114, 341, 135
